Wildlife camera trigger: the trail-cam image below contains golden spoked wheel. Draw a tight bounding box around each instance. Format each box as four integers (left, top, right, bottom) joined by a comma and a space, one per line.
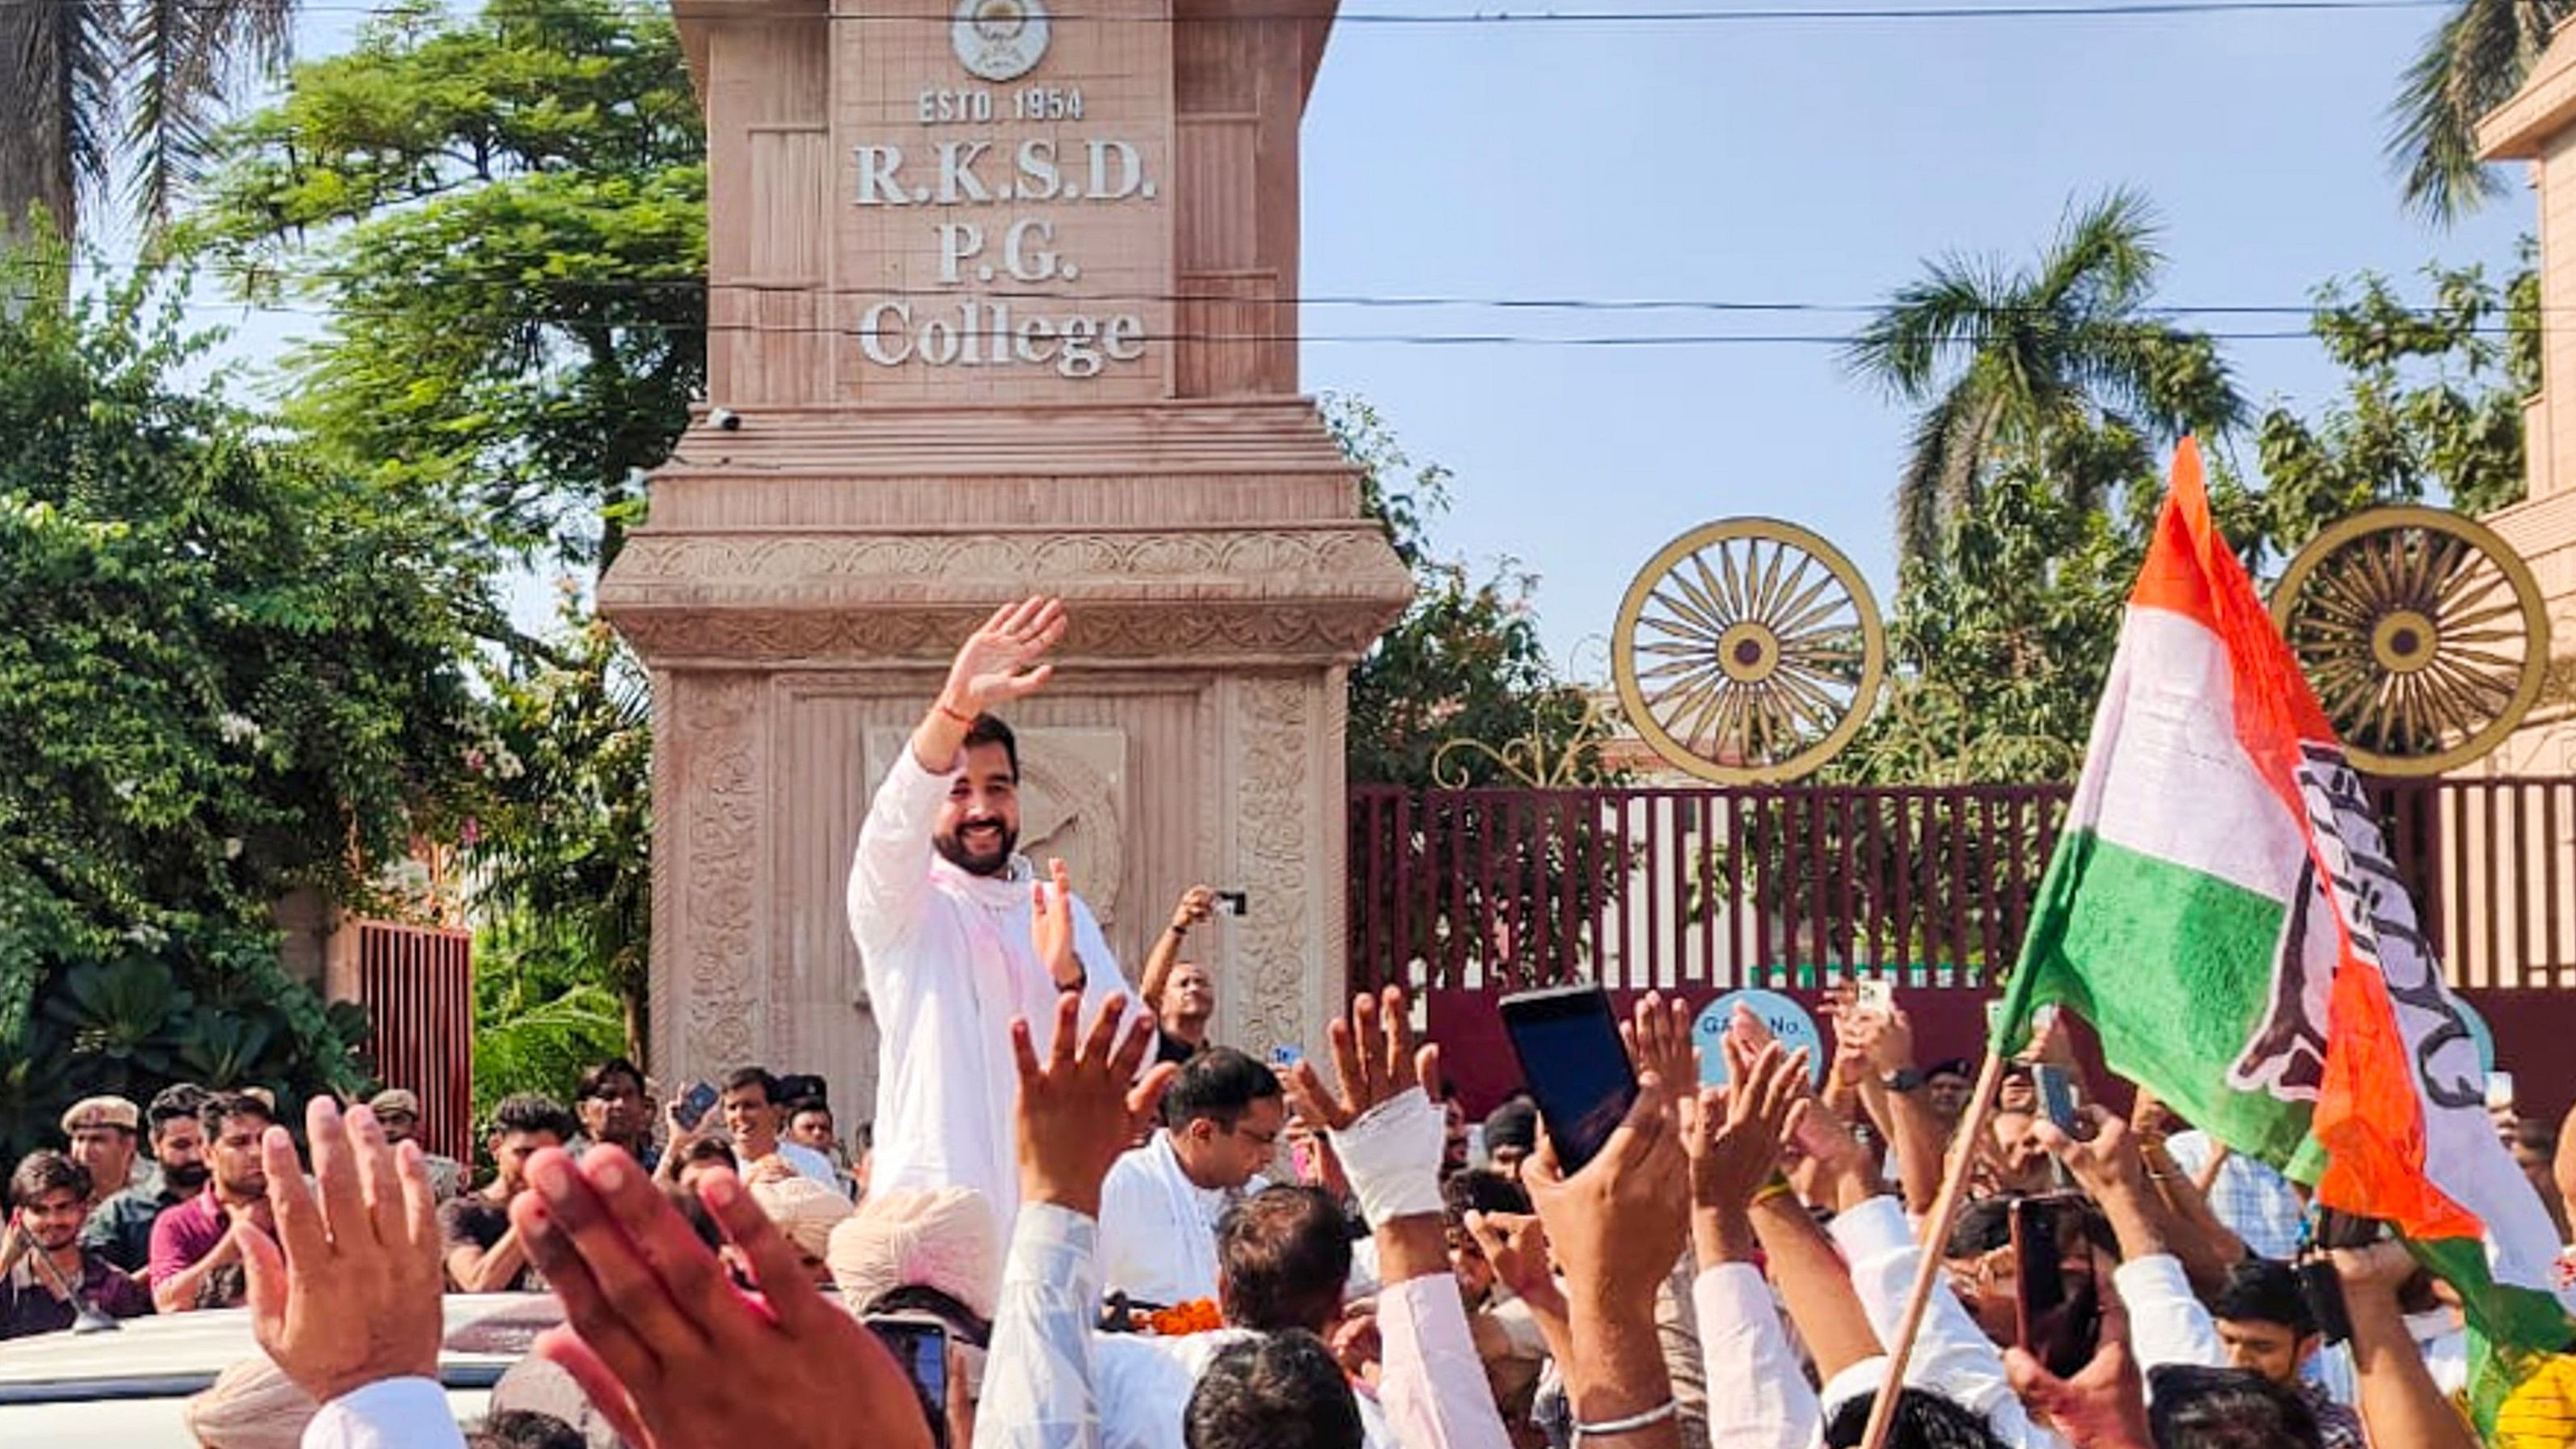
2270, 505, 2549, 777
1611, 518, 1886, 784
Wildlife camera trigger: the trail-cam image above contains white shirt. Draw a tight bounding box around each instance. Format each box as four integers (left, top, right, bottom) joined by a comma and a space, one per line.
1097, 1132, 1235, 1308
1096, 1328, 1403, 1449
741, 1138, 842, 1188
847, 751, 1142, 1248
1816, 1196, 2072, 1449
1693, 1262, 1822, 1449
302, 1378, 466, 1449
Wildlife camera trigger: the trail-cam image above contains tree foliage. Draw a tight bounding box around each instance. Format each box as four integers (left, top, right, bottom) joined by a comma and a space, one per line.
2247, 260, 2536, 536
187, 0, 697, 1095
2388, 0, 2571, 226
464, 585, 652, 1062
0, 0, 293, 240
1839, 257, 2537, 791
1335, 395, 1605, 790
467, 937, 625, 1130
1842, 189, 2245, 564
189, 0, 706, 568
0, 255, 491, 1157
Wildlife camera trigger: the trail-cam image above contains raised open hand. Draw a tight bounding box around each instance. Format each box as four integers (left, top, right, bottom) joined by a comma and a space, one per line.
1031, 856, 1082, 988
1681, 1040, 1808, 1216
1013, 991, 1176, 1218
941, 597, 1066, 717
237, 1100, 443, 1408
1285, 985, 1442, 1133
516, 1149, 930, 1449
1620, 991, 1699, 1117
1286, 986, 1446, 1240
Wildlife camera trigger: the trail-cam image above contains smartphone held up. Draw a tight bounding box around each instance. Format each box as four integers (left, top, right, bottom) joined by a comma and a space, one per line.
2009, 1193, 2103, 1379
1497, 985, 1640, 1174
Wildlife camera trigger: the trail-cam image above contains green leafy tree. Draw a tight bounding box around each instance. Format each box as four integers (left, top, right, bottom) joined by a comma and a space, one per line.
1332, 395, 1622, 991
467, 933, 625, 1130
1806, 255, 2536, 969
189, 0, 700, 1076
465, 586, 652, 1061
0, 253, 491, 1157
189, 0, 706, 568
1335, 395, 1603, 790
2389, 0, 2572, 225
2248, 260, 2537, 538
1843, 189, 2245, 563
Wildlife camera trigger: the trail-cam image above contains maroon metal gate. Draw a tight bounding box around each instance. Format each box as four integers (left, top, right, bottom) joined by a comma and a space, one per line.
1350, 776, 2576, 1124
352, 922, 476, 1164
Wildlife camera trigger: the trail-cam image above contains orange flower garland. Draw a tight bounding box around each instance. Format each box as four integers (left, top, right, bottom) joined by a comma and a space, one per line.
1146, 1299, 1223, 1336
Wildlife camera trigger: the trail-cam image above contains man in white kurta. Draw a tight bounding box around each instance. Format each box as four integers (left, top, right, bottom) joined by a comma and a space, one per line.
845, 598, 1144, 1248
1096, 1047, 1285, 1307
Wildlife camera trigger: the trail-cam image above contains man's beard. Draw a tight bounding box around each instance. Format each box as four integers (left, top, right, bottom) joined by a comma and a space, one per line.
163, 1160, 210, 1193
933, 818, 1018, 877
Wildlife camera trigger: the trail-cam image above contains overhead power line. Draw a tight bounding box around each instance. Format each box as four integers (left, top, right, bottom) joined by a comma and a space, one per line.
11, 285, 2515, 346
0, 0, 2464, 21
38, 256, 2548, 320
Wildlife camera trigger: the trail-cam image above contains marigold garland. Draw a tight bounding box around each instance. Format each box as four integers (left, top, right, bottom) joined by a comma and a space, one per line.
1146, 1299, 1223, 1336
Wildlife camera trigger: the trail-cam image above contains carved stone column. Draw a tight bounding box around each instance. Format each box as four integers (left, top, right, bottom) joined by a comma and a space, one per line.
610, 0, 1406, 1113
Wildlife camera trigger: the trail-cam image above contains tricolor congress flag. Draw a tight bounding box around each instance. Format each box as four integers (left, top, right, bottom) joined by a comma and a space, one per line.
1991, 438, 2574, 1428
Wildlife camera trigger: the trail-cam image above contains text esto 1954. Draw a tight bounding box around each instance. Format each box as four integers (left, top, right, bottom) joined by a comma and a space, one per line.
918, 85, 1083, 125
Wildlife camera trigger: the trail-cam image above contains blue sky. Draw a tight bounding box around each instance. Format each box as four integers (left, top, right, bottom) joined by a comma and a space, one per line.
239, 1, 2531, 672
1291, 2, 2528, 670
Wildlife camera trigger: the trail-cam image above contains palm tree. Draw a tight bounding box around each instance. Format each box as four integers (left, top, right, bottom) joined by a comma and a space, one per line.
1843, 189, 2244, 562
2388, 0, 2572, 225
0, 0, 292, 240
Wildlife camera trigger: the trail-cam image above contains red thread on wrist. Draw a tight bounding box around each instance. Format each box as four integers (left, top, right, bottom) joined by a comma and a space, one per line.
937, 700, 975, 727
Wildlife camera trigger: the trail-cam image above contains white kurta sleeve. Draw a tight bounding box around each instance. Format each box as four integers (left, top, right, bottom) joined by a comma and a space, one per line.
1826, 1196, 2071, 1449
1695, 1262, 1821, 1449
849, 749, 953, 961
2113, 1253, 2224, 1375
978, 1202, 1107, 1449
1379, 1269, 1515, 1449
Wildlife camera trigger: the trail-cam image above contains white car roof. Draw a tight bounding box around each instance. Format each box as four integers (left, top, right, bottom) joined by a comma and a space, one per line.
0, 1293, 559, 1402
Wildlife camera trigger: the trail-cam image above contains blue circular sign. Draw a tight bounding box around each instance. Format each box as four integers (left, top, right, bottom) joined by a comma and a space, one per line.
1692, 989, 1826, 1090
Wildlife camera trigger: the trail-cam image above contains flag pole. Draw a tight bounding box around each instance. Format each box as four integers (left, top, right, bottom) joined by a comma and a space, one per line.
1854, 1042, 2011, 1449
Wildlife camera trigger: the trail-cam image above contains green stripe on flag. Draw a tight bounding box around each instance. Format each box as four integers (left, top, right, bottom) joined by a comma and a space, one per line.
1994, 829, 2314, 1169
2411, 1234, 2576, 1437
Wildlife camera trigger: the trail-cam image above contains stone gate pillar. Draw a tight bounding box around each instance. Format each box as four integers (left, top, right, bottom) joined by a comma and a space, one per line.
602, 0, 1410, 1109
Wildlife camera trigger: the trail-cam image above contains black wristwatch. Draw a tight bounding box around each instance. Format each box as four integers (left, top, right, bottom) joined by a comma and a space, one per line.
1879, 1067, 1926, 1093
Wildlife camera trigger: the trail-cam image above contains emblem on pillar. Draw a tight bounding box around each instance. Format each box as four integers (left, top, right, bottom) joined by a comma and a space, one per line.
952, 0, 1050, 81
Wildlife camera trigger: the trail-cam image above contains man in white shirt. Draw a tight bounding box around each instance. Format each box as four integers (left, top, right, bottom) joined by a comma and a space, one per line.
846, 596, 1142, 1245
1098, 1048, 1285, 1307
719, 1068, 842, 1189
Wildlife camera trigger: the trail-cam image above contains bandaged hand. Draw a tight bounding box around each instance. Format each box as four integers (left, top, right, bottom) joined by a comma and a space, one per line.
1284, 986, 1446, 1224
